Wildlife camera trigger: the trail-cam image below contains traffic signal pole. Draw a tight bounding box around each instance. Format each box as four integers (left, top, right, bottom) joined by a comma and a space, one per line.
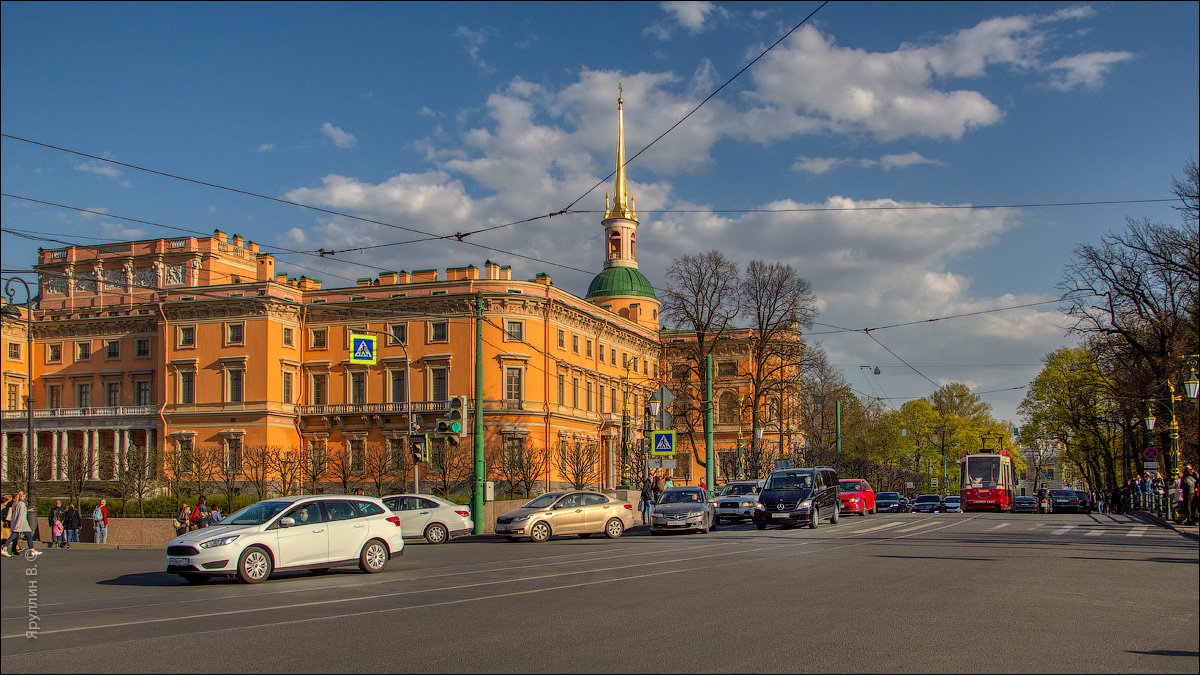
473, 294, 485, 534
705, 355, 714, 492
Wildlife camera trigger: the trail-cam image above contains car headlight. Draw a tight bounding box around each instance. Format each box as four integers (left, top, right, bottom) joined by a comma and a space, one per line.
799, 499, 812, 509
511, 514, 530, 523
740, 501, 754, 508
754, 502, 765, 511
849, 497, 861, 503
199, 535, 240, 549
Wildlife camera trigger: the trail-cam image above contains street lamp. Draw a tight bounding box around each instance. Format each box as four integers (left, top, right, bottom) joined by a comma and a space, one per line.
754, 427, 764, 475
3, 277, 36, 536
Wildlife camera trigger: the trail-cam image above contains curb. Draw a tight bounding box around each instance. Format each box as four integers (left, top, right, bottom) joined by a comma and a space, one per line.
1131, 510, 1199, 541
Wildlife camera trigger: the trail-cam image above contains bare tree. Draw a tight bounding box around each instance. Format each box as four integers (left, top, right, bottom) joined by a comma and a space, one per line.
555, 438, 601, 490
487, 436, 547, 498
213, 442, 241, 512
189, 444, 222, 502
326, 444, 356, 495
361, 442, 397, 497
270, 447, 304, 496
427, 438, 470, 498
115, 446, 157, 517
240, 444, 274, 500
300, 441, 327, 494
161, 443, 192, 506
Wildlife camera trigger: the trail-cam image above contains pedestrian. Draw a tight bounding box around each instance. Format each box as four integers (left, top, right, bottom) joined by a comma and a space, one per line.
92, 499, 108, 544
207, 506, 223, 527
192, 496, 209, 529
1182, 465, 1197, 526
664, 475, 675, 490
653, 473, 665, 504
1150, 472, 1165, 515
49, 500, 66, 549
699, 478, 707, 493
63, 502, 80, 547
175, 504, 191, 536
0, 494, 12, 546
639, 476, 654, 525
1, 492, 40, 558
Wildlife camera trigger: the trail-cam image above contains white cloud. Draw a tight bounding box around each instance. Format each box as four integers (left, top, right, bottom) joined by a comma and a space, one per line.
454, 25, 494, 73
257, 143, 276, 152
646, 1, 726, 40
792, 152, 942, 173
321, 122, 358, 149
75, 161, 122, 180
1046, 51, 1135, 90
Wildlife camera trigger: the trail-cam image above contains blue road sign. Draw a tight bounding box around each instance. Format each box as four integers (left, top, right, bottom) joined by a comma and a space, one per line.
651, 430, 676, 456
349, 334, 377, 365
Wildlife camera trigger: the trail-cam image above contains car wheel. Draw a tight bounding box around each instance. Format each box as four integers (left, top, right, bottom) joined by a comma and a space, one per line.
529, 521, 552, 543
710, 515, 718, 531
359, 539, 389, 574
755, 522, 767, 530
808, 507, 820, 529
237, 546, 273, 584
860, 508, 868, 516
424, 523, 449, 545
180, 573, 210, 584
830, 508, 840, 525
505, 536, 522, 542
604, 518, 624, 539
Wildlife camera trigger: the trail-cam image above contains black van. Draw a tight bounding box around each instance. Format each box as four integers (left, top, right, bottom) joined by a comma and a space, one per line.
753, 467, 840, 529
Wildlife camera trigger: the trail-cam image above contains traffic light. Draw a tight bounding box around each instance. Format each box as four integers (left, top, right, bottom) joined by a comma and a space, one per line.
436, 396, 469, 445
409, 433, 429, 463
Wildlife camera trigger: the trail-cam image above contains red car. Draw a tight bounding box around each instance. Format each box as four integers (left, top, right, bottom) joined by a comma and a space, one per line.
839, 479, 876, 516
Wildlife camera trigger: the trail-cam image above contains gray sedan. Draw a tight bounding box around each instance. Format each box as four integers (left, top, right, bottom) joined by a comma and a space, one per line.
650, 486, 716, 534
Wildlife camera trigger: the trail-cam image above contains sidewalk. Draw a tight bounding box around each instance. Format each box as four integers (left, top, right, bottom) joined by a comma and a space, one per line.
19, 542, 161, 552
1131, 510, 1200, 541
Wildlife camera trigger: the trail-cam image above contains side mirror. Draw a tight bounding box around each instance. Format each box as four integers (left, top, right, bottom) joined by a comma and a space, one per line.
279, 517, 295, 528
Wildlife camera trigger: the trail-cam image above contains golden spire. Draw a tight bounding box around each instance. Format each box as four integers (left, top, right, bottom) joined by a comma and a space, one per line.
606, 83, 636, 221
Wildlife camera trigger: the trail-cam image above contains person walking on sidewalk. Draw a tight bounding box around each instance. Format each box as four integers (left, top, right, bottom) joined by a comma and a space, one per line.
1, 492, 40, 558
63, 502, 80, 547
92, 499, 108, 544
49, 500, 66, 549
1182, 465, 1197, 526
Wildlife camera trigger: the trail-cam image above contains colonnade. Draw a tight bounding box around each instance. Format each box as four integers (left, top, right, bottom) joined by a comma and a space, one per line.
1, 428, 157, 482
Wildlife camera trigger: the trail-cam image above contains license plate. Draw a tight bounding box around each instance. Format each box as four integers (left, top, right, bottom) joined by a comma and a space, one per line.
772, 513, 788, 519
169, 557, 189, 566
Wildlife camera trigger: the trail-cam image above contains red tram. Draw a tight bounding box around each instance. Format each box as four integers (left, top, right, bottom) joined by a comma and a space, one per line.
959, 449, 1015, 512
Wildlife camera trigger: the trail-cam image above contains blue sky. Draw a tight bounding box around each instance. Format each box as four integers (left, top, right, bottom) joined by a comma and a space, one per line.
3, 1, 1197, 424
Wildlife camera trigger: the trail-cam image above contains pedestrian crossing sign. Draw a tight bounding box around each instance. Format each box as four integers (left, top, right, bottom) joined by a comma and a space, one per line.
349, 334, 377, 365
651, 430, 676, 456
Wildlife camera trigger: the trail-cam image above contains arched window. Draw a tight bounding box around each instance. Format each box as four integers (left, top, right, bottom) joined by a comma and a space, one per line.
719, 392, 739, 425
608, 231, 621, 257
630, 232, 636, 258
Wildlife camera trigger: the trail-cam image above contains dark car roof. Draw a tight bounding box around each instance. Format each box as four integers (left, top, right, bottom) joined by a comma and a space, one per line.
915, 494, 941, 501
1015, 496, 1035, 501
663, 485, 704, 493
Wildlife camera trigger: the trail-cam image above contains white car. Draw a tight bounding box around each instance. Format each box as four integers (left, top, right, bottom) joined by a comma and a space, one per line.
382, 493, 475, 544
165, 495, 404, 584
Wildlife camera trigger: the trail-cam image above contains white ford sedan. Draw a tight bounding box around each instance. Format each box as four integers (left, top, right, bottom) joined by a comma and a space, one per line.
166, 495, 405, 584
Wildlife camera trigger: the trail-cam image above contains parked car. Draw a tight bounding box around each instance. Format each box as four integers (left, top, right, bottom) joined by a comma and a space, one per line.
382, 493, 473, 544
1073, 491, 1093, 514
753, 466, 841, 530
166, 495, 404, 584
494, 491, 634, 542
838, 479, 876, 516
1012, 496, 1038, 513
941, 496, 962, 513
911, 494, 944, 513
713, 479, 765, 524
875, 492, 908, 513
1049, 489, 1083, 513
650, 486, 717, 534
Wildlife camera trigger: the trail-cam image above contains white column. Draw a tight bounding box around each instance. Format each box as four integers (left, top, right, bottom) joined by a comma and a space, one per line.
111, 429, 119, 479
145, 428, 155, 478
88, 429, 100, 480
50, 431, 59, 480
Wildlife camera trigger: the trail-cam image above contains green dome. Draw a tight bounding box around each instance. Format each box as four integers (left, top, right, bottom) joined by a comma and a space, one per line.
586, 266, 657, 300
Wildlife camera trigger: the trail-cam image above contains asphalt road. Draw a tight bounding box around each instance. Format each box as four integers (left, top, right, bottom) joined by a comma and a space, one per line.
2, 511, 1196, 673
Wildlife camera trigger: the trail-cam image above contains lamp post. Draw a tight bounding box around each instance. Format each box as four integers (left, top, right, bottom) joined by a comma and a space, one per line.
645, 400, 660, 487
754, 427, 764, 475
736, 394, 745, 480
3, 277, 36, 535
1147, 367, 1200, 486
619, 367, 631, 490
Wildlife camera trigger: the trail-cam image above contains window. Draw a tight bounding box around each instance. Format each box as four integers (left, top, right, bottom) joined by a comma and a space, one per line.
572, 377, 580, 408
611, 387, 617, 414
718, 361, 738, 377
228, 369, 244, 403
389, 323, 406, 345
387, 438, 405, 471
586, 380, 592, 411
180, 372, 194, 404
76, 382, 92, 408
505, 321, 523, 342
312, 373, 327, 405
611, 348, 616, 366
311, 328, 328, 349
598, 344, 604, 362
106, 340, 120, 359
572, 334, 579, 354
350, 440, 365, 472
178, 326, 195, 348
505, 367, 522, 403
351, 371, 366, 405
77, 341, 92, 360
7, 342, 20, 360
586, 340, 592, 358
47, 384, 62, 409
136, 381, 152, 406
431, 367, 448, 402
719, 392, 739, 425
177, 439, 194, 472
106, 382, 120, 407
6, 384, 18, 410
430, 321, 448, 343
673, 364, 690, 380
390, 370, 407, 403
599, 385, 605, 413
136, 339, 151, 357
283, 327, 294, 347
227, 438, 242, 473
558, 373, 565, 405
557, 329, 565, 349
282, 372, 293, 403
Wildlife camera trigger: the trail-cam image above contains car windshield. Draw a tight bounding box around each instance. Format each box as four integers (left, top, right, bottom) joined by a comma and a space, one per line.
718, 483, 758, 496
915, 495, 941, 503
839, 481, 863, 492
944, 497, 960, 503
1050, 490, 1076, 498
221, 500, 291, 526
523, 493, 563, 509
660, 490, 705, 504
877, 492, 900, 500
765, 472, 812, 490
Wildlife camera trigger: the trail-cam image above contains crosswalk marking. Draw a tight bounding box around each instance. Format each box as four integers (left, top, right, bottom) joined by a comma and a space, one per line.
850, 521, 903, 535
990, 523, 1010, 530
896, 521, 941, 533
1084, 529, 1105, 536
1126, 526, 1148, 537
1051, 525, 1077, 535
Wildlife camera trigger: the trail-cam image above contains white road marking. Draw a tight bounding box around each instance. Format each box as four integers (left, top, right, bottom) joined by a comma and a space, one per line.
1084, 530, 1106, 537
896, 521, 942, 533
990, 523, 1010, 530
1125, 526, 1148, 537
1051, 525, 1077, 535
848, 522, 904, 535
